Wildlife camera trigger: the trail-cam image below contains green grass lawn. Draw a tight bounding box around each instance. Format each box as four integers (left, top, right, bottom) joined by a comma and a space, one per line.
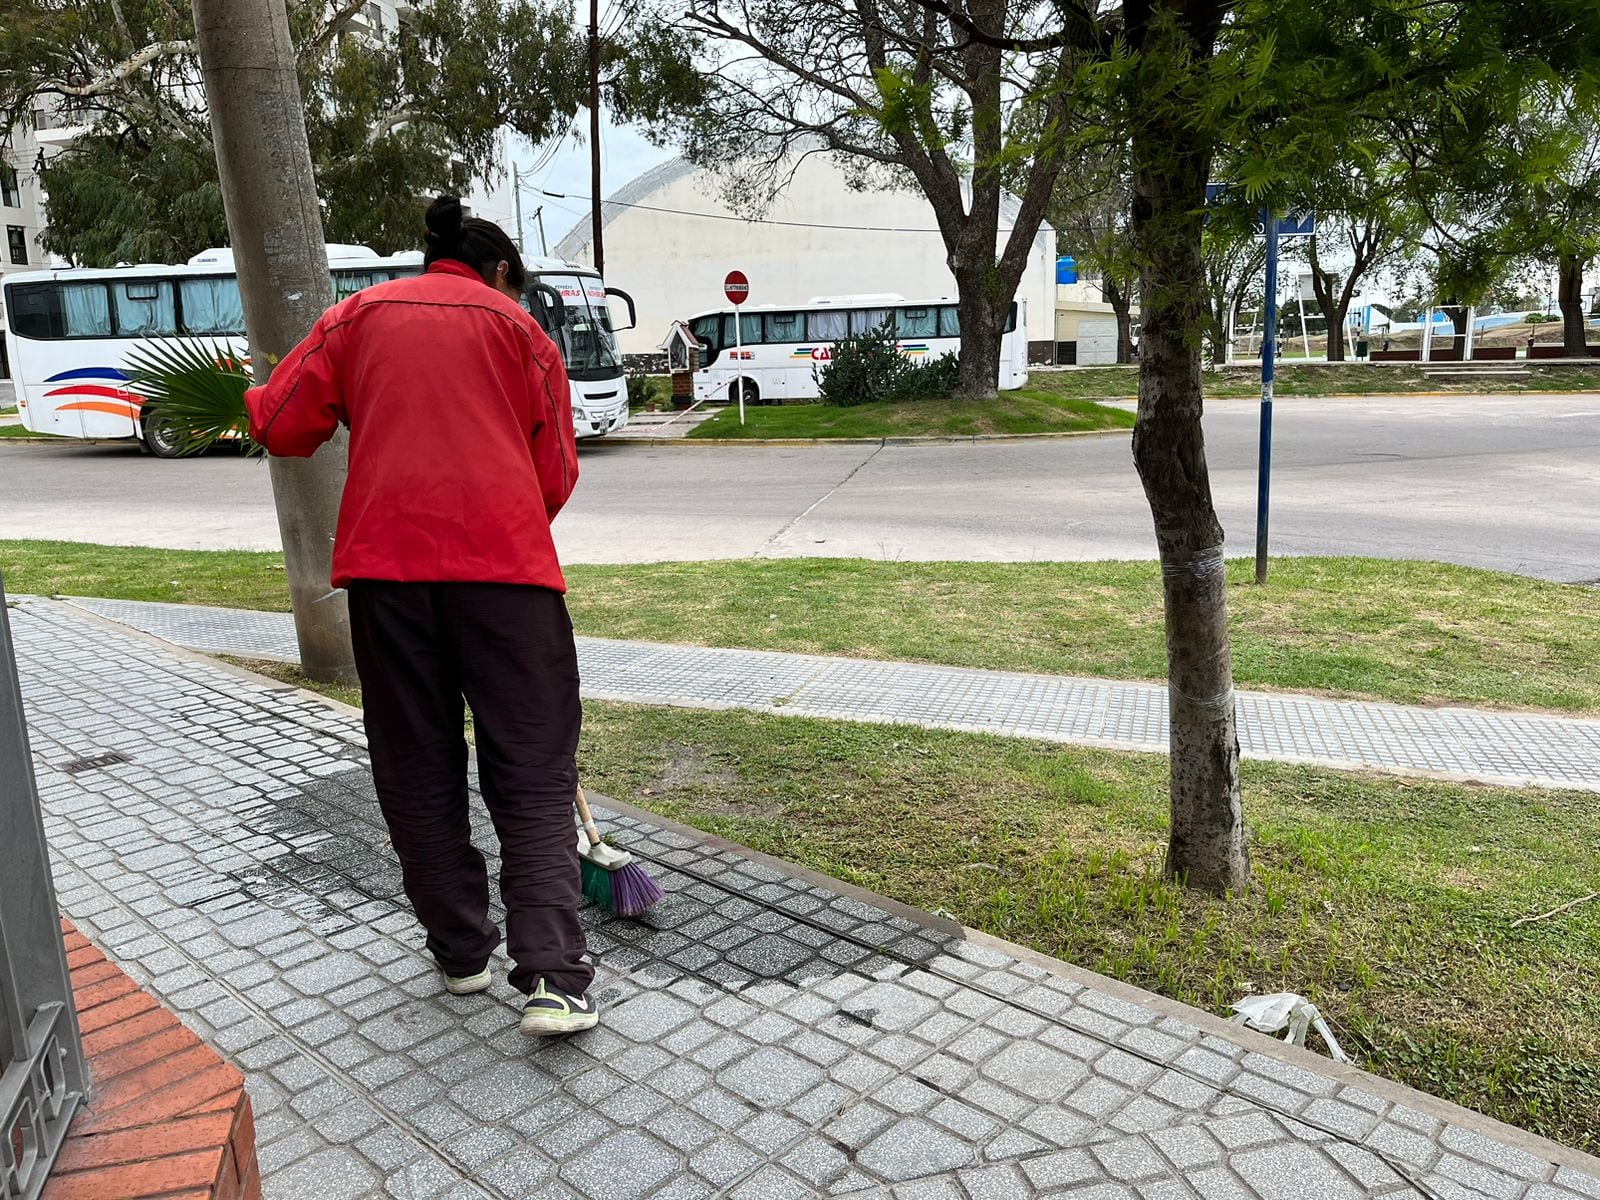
0, 423, 61, 438
214, 662, 1600, 1151
6, 545, 1598, 712
1028, 362, 1600, 400
687, 388, 1135, 439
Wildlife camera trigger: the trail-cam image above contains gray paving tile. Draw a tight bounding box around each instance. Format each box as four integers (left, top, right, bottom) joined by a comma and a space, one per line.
67, 596, 1600, 792
857, 1117, 977, 1182
13, 595, 1600, 1200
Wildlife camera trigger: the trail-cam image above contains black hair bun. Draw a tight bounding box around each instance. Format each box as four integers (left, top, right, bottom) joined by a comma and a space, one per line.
424, 195, 465, 247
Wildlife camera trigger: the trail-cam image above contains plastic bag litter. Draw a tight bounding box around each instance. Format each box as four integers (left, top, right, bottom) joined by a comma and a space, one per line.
1229, 992, 1349, 1062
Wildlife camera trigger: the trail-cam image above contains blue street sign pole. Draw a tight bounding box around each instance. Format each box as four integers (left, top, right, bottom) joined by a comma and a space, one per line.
1255, 212, 1279, 585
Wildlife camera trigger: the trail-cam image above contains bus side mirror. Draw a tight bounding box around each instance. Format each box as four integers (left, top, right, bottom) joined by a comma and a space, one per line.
605, 287, 636, 331
525, 282, 566, 333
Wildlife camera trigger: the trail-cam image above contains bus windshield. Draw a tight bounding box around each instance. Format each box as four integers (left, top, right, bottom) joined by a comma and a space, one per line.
534, 273, 621, 380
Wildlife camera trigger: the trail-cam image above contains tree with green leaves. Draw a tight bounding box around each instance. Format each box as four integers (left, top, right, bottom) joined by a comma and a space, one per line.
682, 0, 1087, 399
1499, 105, 1600, 355
908, 0, 1600, 892
1281, 152, 1425, 361
1199, 210, 1267, 368
1048, 144, 1137, 363
0, 0, 705, 264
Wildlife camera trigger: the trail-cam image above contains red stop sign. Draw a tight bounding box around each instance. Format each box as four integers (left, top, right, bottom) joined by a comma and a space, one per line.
724, 271, 750, 306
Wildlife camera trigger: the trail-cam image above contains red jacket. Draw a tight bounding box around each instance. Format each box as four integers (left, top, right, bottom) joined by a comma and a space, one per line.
245, 260, 579, 591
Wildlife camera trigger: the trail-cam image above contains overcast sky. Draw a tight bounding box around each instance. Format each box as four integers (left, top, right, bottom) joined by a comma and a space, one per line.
507, 120, 674, 254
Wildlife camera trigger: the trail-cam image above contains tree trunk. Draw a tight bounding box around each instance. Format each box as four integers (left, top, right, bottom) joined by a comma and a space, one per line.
952, 259, 1003, 399
192, 0, 354, 682
1558, 254, 1588, 357
1106, 276, 1135, 363
1324, 313, 1345, 362
1129, 0, 1247, 896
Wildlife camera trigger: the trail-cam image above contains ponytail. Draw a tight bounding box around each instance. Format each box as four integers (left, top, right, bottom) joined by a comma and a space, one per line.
423, 195, 526, 291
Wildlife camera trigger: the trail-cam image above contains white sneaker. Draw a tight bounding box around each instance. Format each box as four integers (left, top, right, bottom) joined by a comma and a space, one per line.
519, 977, 600, 1035
443, 967, 492, 995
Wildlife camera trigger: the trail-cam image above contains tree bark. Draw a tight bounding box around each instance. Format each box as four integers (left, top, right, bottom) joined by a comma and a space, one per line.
1311, 273, 1346, 361
951, 0, 1006, 401
1559, 253, 1588, 357
952, 262, 1003, 398
192, 0, 354, 682
1106, 276, 1135, 363
1128, 0, 1248, 895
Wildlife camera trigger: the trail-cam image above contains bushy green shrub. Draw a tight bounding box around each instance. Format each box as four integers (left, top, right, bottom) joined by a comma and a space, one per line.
626, 372, 663, 408
816, 322, 959, 406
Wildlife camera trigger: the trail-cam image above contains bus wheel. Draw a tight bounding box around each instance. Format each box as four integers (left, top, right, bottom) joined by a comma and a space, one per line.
138, 411, 186, 459
730, 379, 760, 407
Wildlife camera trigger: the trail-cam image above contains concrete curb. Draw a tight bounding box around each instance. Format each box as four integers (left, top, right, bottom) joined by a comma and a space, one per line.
0, 435, 122, 446
612, 389, 1600, 447
605, 426, 1134, 448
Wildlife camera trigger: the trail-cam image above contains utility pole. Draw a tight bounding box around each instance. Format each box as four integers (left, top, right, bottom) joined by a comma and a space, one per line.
513, 164, 525, 253
1255, 212, 1278, 586
588, 0, 604, 277
535, 207, 548, 256
192, 0, 354, 681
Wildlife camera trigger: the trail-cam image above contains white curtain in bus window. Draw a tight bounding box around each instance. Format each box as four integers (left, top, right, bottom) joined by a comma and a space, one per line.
738, 312, 762, 344
180, 277, 245, 335
806, 310, 848, 342
898, 307, 937, 337
335, 271, 385, 299
765, 312, 801, 342
850, 309, 890, 335
62, 283, 112, 336
114, 281, 177, 336
938, 305, 961, 337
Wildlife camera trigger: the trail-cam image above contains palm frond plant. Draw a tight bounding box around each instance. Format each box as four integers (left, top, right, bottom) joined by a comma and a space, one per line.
126, 338, 256, 456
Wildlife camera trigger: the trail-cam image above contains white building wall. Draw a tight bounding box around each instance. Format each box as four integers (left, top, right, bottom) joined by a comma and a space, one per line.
1, 121, 54, 286
555, 154, 1057, 358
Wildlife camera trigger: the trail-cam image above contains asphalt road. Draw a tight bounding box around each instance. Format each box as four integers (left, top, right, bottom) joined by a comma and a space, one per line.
2, 394, 1597, 581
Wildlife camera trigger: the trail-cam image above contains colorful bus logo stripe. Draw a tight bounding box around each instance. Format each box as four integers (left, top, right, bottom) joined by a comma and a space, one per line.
43, 367, 142, 418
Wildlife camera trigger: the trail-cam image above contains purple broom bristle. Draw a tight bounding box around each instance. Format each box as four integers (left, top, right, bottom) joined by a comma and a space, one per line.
610, 861, 665, 917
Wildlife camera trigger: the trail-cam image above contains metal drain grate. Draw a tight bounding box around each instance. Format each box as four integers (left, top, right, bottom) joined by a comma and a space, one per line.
60, 751, 133, 775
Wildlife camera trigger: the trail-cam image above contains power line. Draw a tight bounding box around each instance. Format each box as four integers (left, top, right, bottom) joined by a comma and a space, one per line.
522, 186, 948, 234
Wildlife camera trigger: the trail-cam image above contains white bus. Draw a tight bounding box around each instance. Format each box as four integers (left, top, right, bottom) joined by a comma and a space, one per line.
2, 246, 634, 456
520, 255, 635, 439
685, 293, 1028, 405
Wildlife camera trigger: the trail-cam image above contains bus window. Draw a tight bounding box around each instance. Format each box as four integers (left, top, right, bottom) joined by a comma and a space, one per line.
334, 270, 388, 298
114, 280, 178, 337
897, 307, 937, 337
7, 284, 67, 338
765, 311, 801, 342
689, 313, 722, 365
180, 276, 245, 335
60, 284, 112, 336
738, 312, 763, 344
1005, 302, 1017, 333
851, 308, 890, 335
9, 281, 117, 338
938, 305, 961, 337
806, 309, 848, 342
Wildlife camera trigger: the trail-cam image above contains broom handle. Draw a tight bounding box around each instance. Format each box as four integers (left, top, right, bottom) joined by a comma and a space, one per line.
574, 785, 604, 847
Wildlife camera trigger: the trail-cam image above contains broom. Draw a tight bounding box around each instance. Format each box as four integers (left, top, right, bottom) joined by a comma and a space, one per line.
575, 786, 664, 917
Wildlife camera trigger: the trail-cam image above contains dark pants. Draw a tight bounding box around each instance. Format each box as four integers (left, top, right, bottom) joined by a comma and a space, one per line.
347, 580, 591, 996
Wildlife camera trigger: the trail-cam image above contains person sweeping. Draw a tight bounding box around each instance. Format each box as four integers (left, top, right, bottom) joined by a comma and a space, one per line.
244, 196, 597, 1036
